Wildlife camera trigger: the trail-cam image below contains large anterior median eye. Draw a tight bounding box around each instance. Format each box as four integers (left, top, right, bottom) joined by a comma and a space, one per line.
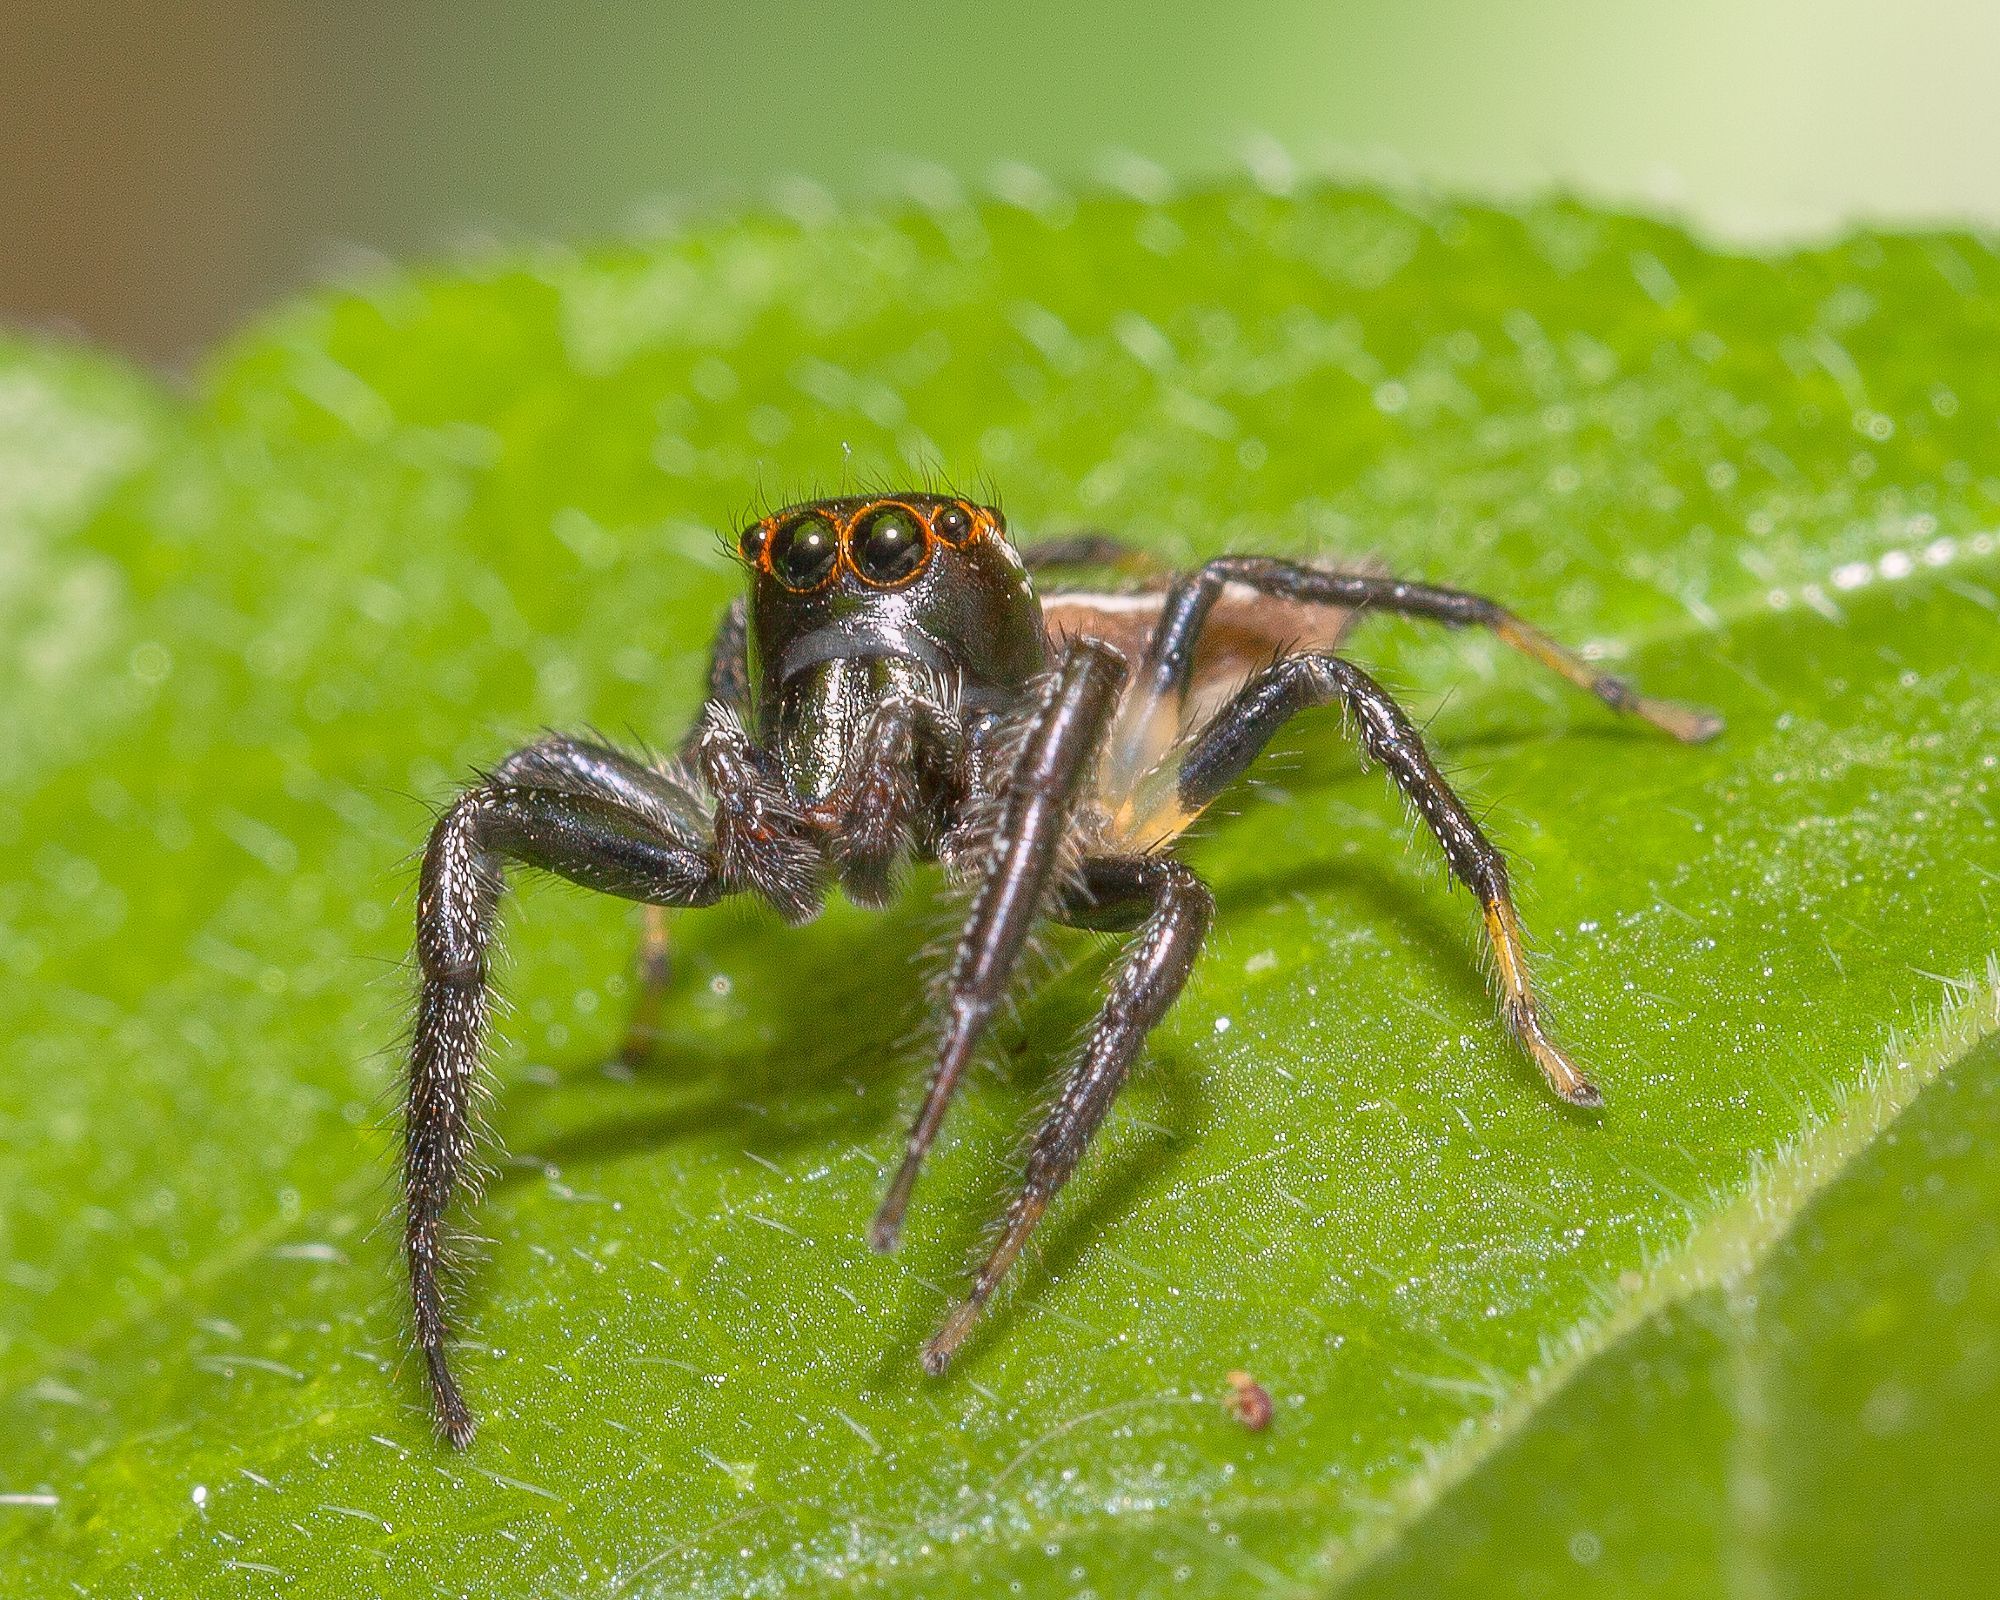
850, 505, 930, 586
769, 514, 840, 591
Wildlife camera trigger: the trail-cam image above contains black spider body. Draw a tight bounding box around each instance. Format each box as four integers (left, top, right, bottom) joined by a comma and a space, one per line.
402, 492, 1721, 1446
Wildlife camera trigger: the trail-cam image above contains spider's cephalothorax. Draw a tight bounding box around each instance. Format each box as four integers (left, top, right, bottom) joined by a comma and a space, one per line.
403, 492, 1721, 1446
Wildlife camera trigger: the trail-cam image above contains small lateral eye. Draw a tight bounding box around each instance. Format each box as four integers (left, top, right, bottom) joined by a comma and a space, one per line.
932, 503, 972, 544
851, 505, 930, 586
738, 523, 769, 565
769, 514, 840, 591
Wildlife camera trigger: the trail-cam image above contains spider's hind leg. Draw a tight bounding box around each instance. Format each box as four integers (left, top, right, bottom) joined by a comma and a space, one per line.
1019, 533, 1157, 573
923, 854, 1213, 1373
1167, 556, 1722, 744
1178, 650, 1600, 1106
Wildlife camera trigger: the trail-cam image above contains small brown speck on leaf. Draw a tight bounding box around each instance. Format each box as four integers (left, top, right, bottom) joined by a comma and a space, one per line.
1224, 1369, 1273, 1431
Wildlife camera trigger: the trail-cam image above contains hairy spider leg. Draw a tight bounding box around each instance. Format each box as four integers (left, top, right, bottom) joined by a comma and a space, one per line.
1098, 555, 1721, 853
924, 854, 1213, 1372
1168, 557, 1723, 745
488, 733, 713, 826
1176, 652, 1600, 1106
407, 753, 734, 1448
491, 735, 710, 1065
620, 597, 754, 1064
869, 638, 1129, 1252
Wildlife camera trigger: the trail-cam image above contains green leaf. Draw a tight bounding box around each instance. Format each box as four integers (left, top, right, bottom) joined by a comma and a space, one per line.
4, 185, 1996, 1597
1342, 1012, 2000, 1598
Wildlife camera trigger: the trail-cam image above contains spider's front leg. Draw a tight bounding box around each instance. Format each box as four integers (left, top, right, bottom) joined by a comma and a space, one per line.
1180, 651, 1601, 1105
923, 854, 1214, 1373
868, 638, 1129, 1251
405, 730, 816, 1448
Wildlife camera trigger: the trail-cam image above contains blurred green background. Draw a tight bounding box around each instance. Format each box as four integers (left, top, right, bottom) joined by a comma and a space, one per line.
8, 0, 2000, 363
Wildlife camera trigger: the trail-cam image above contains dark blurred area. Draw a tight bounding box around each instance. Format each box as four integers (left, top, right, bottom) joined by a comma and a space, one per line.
7, 1, 1997, 368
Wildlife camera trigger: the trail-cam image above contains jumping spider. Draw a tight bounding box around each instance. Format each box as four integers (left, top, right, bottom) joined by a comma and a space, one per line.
404, 492, 1720, 1446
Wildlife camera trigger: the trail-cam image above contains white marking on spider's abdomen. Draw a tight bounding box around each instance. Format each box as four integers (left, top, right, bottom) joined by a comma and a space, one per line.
1045, 580, 1318, 615
1045, 590, 1164, 615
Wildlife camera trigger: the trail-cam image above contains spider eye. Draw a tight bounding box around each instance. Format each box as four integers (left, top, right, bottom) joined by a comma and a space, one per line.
738, 523, 769, 565
850, 506, 930, 586
769, 514, 840, 591
932, 503, 972, 545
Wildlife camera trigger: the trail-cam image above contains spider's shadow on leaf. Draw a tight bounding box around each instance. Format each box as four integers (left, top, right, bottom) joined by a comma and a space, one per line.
480, 880, 1219, 1380
487, 895, 950, 1178
477, 715, 1628, 1358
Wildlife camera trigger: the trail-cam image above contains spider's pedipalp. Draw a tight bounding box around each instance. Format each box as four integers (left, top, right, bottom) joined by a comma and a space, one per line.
693, 708, 825, 922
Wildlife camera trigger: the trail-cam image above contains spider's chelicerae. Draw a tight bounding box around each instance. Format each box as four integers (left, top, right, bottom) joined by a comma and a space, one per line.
404, 492, 1720, 1446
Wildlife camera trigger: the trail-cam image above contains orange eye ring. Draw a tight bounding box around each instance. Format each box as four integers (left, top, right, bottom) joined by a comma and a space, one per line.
847, 501, 933, 588
931, 501, 974, 546
737, 496, 1003, 591
767, 512, 841, 593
